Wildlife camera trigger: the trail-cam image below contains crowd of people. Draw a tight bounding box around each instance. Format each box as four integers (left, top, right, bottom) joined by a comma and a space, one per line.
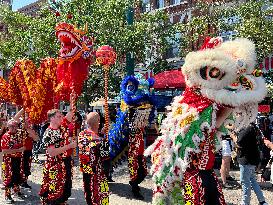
1, 99, 273, 205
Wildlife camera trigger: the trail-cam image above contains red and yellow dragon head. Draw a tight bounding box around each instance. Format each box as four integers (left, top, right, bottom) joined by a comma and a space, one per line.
0, 22, 95, 123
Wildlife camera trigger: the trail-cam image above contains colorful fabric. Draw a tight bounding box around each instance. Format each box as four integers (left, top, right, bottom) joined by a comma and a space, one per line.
5, 185, 20, 198
78, 129, 109, 205
145, 37, 268, 205
1, 129, 26, 157
39, 119, 73, 204
0, 127, 8, 152
183, 169, 225, 205
1, 129, 25, 189
24, 135, 34, 151
128, 129, 147, 183
2, 157, 25, 188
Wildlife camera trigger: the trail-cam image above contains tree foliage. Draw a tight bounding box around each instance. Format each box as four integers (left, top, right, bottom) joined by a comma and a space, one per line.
0, 0, 178, 106
179, 0, 273, 63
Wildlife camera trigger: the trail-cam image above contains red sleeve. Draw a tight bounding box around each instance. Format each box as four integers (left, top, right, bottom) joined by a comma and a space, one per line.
61, 117, 72, 129
1, 133, 9, 150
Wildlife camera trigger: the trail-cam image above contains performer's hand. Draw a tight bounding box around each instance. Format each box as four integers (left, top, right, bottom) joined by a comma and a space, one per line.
69, 141, 77, 149
19, 146, 26, 152
263, 139, 271, 148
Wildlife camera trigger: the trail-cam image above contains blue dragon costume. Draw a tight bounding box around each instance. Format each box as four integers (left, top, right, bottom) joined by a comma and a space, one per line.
144, 37, 267, 205
108, 73, 155, 195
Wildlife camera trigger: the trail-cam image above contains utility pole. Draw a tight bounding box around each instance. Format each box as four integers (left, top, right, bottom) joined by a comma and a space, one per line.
126, 0, 134, 75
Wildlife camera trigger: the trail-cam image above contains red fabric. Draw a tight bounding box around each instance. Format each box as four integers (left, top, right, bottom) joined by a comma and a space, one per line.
180, 87, 213, 113
24, 136, 33, 151
0, 127, 7, 152
56, 57, 90, 102
1, 132, 23, 158
153, 70, 186, 89
200, 37, 222, 50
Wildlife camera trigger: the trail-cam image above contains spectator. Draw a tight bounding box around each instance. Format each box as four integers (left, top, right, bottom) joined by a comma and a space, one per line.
220, 129, 236, 189
262, 139, 273, 187
236, 122, 268, 205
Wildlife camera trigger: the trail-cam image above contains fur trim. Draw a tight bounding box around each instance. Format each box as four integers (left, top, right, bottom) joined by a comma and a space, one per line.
201, 77, 267, 107
182, 49, 237, 89
218, 38, 256, 74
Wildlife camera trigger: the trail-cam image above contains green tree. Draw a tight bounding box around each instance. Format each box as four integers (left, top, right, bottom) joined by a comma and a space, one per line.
0, 0, 178, 107
178, 0, 273, 63
178, 0, 273, 98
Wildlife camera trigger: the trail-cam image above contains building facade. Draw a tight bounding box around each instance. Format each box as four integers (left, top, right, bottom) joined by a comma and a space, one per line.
17, 0, 46, 16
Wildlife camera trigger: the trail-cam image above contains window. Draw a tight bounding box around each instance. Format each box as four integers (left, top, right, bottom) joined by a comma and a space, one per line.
170, 0, 180, 5
142, 0, 151, 12
156, 0, 164, 9
220, 30, 238, 41
166, 32, 181, 59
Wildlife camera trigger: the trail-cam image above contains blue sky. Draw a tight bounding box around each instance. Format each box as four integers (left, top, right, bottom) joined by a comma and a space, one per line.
12, 0, 38, 11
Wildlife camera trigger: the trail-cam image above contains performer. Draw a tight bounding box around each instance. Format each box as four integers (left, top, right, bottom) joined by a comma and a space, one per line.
145, 37, 267, 205
78, 112, 109, 205
21, 120, 39, 189
127, 107, 148, 200
1, 120, 25, 203
0, 112, 8, 186
39, 99, 76, 205
118, 74, 154, 200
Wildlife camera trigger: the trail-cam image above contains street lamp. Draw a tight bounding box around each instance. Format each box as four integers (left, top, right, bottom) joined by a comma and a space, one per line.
126, 0, 134, 75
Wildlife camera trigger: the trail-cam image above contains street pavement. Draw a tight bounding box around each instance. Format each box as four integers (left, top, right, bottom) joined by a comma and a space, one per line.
0, 155, 273, 204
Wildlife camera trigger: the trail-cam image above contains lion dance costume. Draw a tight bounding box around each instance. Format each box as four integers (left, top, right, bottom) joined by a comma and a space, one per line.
109, 74, 155, 197
144, 37, 267, 204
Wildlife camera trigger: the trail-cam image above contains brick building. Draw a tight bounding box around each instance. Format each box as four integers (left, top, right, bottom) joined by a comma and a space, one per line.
17, 0, 46, 16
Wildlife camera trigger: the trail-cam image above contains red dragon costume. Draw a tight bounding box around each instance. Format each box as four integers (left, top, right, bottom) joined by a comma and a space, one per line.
0, 22, 94, 124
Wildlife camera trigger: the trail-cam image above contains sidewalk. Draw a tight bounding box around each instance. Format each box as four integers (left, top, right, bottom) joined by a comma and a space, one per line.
0, 155, 273, 204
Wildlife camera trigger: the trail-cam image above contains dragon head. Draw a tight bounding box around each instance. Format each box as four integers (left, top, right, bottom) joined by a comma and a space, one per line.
54, 22, 94, 102
55, 22, 94, 63
182, 37, 266, 108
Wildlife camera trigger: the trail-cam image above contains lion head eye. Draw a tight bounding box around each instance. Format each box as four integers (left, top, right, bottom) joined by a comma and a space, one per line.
237, 59, 246, 68
127, 84, 135, 92
200, 66, 225, 80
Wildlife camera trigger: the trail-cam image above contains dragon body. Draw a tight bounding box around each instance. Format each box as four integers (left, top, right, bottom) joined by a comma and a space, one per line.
0, 22, 94, 123
144, 37, 267, 204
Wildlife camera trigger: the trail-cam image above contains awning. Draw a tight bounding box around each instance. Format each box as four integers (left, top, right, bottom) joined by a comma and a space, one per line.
153, 69, 186, 89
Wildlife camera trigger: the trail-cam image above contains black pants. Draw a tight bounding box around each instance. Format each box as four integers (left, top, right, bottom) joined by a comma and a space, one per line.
23, 150, 32, 178
130, 156, 147, 188
200, 170, 221, 205
9, 157, 23, 188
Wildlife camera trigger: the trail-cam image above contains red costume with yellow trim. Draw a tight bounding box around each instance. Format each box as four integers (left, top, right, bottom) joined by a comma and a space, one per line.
1, 129, 26, 197
39, 118, 73, 205
78, 129, 109, 205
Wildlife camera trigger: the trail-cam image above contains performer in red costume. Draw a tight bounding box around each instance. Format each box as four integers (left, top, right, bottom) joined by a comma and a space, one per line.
127, 108, 148, 200
39, 95, 76, 205
78, 112, 109, 205
21, 119, 39, 189
1, 109, 36, 203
